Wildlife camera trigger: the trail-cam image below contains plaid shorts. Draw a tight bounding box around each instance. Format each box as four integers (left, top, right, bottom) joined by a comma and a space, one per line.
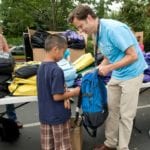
40, 120, 72, 150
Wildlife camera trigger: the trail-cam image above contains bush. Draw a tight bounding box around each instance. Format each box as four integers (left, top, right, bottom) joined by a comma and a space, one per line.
144, 40, 150, 52
6, 36, 23, 47
144, 28, 150, 52
85, 37, 94, 55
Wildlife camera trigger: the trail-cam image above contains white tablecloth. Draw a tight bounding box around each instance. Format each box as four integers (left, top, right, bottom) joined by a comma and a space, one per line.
0, 82, 150, 105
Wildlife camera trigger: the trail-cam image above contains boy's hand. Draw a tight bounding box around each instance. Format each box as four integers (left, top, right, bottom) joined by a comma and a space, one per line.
73, 87, 80, 96
64, 99, 71, 109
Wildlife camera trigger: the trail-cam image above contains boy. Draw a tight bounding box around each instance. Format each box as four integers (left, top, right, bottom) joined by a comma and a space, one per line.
37, 34, 80, 150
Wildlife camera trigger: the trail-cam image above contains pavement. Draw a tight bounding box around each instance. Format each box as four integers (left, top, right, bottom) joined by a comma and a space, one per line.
0, 88, 150, 150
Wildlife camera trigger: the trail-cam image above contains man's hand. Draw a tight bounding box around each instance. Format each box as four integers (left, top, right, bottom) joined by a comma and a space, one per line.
98, 65, 111, 76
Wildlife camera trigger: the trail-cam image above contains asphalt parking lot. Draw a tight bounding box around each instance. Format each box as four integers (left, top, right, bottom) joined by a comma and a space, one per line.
0, 88, 150, 150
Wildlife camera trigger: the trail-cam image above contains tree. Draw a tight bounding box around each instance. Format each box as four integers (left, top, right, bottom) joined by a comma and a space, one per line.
0, 0, 74, 36
0, 0, 149, 50
106, 0, 150, 51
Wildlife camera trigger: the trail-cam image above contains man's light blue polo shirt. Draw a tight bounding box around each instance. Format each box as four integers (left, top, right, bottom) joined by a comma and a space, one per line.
98, 19, 148, 80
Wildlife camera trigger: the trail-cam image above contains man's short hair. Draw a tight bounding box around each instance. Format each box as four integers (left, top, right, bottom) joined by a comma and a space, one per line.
45, 34, 67, 52
68, 4, 97, 23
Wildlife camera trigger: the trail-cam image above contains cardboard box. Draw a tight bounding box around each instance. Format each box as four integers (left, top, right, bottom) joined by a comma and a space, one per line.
70, 118, 82, 150
28, 28, 86, 62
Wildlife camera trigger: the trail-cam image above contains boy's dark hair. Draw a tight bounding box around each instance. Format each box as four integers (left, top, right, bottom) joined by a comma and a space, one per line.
68, 4, 97, 23
44, 34, 67, 52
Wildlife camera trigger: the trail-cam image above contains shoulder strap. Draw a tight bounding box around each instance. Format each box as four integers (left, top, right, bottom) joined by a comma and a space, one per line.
82, 114, 97, 137
96, 69, 108, 109
74, 91, 82, 125
94, 19, 100, 66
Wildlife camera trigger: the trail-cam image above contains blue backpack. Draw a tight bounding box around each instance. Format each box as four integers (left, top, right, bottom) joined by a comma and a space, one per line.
75, 69, 108, 137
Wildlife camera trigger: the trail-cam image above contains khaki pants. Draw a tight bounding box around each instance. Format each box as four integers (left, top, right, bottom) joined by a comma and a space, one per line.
104, 74, 144, 150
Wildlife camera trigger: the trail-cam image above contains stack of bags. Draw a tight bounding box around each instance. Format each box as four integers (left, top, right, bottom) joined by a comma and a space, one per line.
9, 61, 40, 96
143, 52, 150, 83
0, 52, 15, 98
57, 59, 77, 87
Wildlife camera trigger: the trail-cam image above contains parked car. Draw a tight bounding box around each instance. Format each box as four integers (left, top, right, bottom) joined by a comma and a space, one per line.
10, 45, 26, 62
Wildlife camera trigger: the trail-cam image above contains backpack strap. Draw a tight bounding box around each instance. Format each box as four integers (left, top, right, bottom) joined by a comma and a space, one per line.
81, 114, 97, 137
74, 91, 82, 125
75, 91, 98, 137
95, 69, 108, 110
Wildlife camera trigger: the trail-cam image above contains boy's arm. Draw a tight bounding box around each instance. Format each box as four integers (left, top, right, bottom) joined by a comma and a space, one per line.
53, 87, 80, 101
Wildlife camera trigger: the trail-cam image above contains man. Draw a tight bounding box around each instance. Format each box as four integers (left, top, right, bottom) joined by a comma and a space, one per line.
68, 4, 148, 150
0, 33, 23, 128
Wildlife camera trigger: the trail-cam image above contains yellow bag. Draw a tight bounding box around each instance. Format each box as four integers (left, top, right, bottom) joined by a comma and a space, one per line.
8, 76, 37, 96
73, 53, 95, 72
11, 76, 36, 84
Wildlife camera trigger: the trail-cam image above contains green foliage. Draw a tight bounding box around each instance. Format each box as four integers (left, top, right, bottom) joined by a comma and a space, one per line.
119, 1, 147, 31
143, 18, 150, 52
106, 0, 150, 51
0, 0, 74, 35
0, 0, 149, 51
85, 37, 94, 55
6, 36, 23, 46
95, 0, 105, 17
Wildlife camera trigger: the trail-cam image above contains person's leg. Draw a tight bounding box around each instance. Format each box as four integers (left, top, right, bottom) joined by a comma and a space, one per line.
52, 120, 72, 150
6, 104, 23, 128
118, 74, 143, 150
6, 104, 17, 121
104, 78, 122, 148
40, 123, 54, 150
